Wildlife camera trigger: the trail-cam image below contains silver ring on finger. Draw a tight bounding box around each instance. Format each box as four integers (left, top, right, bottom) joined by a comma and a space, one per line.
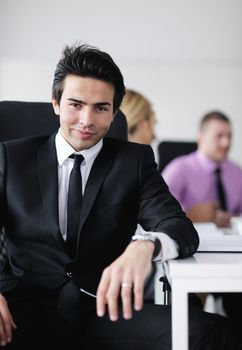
121, 282, 132, 288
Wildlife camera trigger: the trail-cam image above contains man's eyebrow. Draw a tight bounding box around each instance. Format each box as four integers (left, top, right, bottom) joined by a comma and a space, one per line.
67, 98, 85, 104
67, 98, 112, 107
94, 102, 112, 107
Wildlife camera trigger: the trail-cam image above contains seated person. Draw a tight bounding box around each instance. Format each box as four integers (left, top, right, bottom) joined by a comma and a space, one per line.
162, 111, 242, 228
0, 45, 238, 350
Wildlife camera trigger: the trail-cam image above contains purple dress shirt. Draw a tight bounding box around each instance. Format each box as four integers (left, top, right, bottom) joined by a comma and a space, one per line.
162, 150, 242, 215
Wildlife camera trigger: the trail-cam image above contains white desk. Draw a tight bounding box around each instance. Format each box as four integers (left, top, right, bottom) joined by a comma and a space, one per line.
165, 252, 242, 350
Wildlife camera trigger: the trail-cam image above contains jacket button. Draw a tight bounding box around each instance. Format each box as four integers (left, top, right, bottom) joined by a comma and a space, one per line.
66, 271, 73, 278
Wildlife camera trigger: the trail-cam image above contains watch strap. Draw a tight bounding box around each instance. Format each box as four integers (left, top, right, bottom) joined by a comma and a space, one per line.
131, 234, 161, 259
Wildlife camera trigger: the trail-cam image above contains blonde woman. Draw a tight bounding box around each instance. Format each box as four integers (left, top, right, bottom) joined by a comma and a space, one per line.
120, 89, 156, 144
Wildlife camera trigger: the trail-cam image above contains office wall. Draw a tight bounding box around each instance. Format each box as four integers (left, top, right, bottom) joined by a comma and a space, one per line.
1, 0, 242, 164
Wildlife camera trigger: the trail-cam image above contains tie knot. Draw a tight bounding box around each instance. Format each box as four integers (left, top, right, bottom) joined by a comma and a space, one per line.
215, 167, 221, 175
69, 154, 84, 165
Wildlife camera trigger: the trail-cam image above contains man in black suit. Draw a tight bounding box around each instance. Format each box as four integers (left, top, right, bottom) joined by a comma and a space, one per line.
0, 44, 238, 349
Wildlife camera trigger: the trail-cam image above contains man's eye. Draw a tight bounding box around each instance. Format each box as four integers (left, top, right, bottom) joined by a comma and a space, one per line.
96, 106, 107, 112
71, 103, 81, 109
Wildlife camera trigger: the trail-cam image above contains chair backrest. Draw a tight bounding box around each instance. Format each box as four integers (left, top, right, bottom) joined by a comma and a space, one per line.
106, 109, 128, 140
0, 101, 59, 141
158, 140, 197, 172
0, 100, 128, 142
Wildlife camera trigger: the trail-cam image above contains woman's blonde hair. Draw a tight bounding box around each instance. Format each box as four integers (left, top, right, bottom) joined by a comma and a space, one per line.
120, 89, 155, 134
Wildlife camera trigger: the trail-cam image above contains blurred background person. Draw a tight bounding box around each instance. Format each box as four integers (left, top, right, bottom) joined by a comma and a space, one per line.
162, 110, 242, 228
120, 89, 156, 145
162, 110, 242, 346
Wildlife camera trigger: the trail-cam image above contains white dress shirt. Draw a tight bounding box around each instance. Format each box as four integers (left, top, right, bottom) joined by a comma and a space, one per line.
55, 131, 178, 262
55, 130, 102, 240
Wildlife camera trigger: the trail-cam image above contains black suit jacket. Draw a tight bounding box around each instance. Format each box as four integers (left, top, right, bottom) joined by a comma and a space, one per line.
0, 135, 199, 296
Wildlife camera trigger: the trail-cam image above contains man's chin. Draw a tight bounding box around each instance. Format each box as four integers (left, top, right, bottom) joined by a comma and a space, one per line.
216, 154, 228, 162
77, 138, 101, 151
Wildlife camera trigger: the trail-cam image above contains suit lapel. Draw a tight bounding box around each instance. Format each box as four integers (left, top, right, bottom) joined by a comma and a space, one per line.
36, 134, 64, 247
37, 136, 117, 255
77, 139, 116, 234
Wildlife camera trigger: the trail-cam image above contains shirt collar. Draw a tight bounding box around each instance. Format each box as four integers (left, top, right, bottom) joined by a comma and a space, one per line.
196, 149, 227, 173
55, 129, 103, 170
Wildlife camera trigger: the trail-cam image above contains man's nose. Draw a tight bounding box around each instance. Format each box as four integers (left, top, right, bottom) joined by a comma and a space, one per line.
79, 108, 94, 126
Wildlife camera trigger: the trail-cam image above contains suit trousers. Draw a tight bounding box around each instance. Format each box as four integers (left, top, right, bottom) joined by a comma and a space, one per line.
223, 293, 242, 347
3, 285, 239, 350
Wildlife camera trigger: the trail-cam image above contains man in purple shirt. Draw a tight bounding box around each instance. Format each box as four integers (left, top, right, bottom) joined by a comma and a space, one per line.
162, 110, 242, 347
162, 111, 242, 228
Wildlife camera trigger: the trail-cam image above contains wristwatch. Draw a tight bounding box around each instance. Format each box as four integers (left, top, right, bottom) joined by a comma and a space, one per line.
131, 234, 161, 259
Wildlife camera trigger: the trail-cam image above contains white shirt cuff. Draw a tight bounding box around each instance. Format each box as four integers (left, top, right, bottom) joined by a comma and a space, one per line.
135, 224, 179, 262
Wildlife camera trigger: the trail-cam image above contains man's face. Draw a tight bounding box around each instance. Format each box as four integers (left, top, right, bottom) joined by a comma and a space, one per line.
52, 75, 115, 151
198, 119, 232, 162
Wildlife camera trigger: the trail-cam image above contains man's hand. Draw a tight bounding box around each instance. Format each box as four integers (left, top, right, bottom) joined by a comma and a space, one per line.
186, 202, 231, 228
0, 293, 17, 346
96, 240, 155, 321
186, 201, 218, 223
214, 209, 231, 228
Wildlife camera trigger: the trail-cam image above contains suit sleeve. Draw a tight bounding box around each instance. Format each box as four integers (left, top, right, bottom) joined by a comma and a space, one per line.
0, 143, 6, 227
137, 145, 199, 258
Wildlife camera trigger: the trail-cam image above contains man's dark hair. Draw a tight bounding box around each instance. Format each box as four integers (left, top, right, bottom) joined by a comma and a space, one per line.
52, 43, 126, 112
200, 111, 230, 131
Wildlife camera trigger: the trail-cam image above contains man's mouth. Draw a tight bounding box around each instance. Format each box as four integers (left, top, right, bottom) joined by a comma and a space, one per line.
73, 128, 96, 139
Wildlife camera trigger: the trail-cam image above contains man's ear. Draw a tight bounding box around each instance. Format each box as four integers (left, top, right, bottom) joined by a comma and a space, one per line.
52, 98, 60, 116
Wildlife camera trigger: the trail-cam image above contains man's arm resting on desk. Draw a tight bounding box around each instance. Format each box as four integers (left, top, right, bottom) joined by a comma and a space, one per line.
96, 224, 178, 320
96, 223, 193, 322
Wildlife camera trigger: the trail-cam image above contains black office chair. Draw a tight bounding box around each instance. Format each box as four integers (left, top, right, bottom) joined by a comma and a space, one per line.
0, 100, 128, 142
158, 140, 197, 172
157, 140, 199, 304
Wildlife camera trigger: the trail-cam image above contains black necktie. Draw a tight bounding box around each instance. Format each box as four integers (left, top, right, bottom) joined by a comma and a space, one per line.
215, 167, 227, 211
66, 154, 84, 259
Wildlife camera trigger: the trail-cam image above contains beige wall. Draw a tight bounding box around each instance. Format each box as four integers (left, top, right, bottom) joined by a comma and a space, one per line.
1, 0, 242, 164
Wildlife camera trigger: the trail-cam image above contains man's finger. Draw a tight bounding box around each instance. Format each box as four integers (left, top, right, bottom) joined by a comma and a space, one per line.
121, 282, 133, 319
